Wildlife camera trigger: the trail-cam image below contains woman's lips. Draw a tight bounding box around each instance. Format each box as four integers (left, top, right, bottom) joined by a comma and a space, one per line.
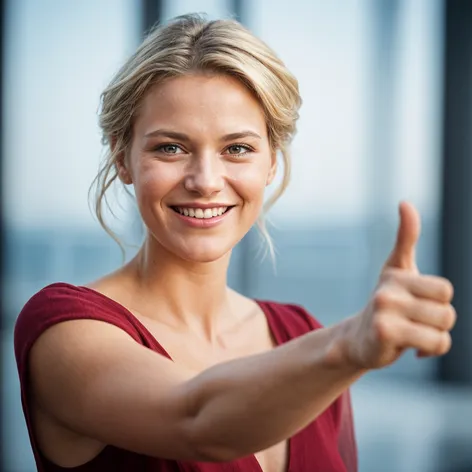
170, 205, 234, 228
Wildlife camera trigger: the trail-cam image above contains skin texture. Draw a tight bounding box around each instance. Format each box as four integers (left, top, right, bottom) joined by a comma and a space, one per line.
123, 74, 276, 264
28, 75, 456, 472
340, 202, 455, 369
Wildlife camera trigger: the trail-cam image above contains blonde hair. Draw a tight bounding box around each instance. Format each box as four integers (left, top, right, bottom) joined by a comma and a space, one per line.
92, 13, 301, 259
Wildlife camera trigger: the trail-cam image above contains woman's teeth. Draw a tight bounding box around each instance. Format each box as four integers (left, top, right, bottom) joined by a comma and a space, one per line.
176, 207, 228, 219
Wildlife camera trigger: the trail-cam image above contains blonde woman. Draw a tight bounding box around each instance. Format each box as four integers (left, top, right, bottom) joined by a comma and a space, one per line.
15, 14, 455, 472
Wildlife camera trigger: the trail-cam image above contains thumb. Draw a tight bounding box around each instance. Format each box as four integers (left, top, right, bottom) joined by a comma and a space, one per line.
384, 201, 421, 272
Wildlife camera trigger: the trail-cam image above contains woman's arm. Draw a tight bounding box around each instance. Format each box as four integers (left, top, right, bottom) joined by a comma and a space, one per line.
29, 202, 455, 462
29, 318, 362, 462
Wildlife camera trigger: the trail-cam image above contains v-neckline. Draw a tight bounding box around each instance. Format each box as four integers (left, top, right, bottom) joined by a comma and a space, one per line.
77, 284, 295, 472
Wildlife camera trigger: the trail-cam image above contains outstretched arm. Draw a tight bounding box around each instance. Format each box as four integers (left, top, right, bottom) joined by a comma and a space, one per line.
30, 318, 362, 462
29, 201, 455, 462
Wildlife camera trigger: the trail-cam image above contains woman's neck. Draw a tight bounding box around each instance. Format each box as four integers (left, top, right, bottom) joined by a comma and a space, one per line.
121, 237, 236, 340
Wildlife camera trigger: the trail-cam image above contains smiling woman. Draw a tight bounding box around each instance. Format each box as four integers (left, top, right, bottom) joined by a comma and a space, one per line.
13, 12, 456, 472
119, 74, 276, 263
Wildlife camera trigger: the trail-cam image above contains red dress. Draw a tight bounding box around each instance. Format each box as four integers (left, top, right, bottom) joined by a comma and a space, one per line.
14, 283, 358, 472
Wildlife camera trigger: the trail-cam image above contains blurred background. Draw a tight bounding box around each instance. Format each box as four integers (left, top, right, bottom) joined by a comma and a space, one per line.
1, 0, 472, 471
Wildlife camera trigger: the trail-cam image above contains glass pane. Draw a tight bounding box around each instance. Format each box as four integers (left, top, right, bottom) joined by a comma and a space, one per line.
248, 0, 443, 378
2, 1, 139, 469
246, 1, 448, 471
162, 0, 234, 21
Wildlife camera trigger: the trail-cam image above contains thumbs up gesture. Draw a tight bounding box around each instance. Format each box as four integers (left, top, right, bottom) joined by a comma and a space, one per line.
342, 202, 456, 370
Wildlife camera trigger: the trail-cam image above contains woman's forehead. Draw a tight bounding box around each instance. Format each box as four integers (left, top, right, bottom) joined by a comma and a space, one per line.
135, 74, 268, 138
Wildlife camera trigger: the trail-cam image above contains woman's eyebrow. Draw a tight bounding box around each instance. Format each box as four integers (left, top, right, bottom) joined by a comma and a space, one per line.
144, 129, 189, 140
220, 131, 262, 141
143, 129, 262, 141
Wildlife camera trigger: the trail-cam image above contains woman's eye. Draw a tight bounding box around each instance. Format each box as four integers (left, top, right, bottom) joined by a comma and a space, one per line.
226, 145, 251, 155
156, 144, 183, 154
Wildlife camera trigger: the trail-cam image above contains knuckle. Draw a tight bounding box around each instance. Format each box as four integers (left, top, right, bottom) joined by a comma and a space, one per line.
441, 279, 454, 301
449, 305, 457, 329
445, 305, 457, 331
424, 276, 454, 302
373, 316, 394, 342
443, 305, 457, 330
372, 289, 397, 310
436, 332, 452, 356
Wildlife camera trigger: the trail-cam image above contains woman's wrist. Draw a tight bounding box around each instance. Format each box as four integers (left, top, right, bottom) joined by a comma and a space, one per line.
319, 317, 369, 376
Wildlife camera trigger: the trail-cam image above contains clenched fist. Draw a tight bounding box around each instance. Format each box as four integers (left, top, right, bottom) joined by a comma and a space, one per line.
342, 201, 456, 370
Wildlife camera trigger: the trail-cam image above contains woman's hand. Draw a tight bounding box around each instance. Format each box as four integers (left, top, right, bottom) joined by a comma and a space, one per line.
341, 201, 456, 370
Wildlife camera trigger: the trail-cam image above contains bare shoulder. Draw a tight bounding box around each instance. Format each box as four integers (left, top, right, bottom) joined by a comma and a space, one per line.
229, 290, 324, 332
26, 311, 200, 465
227, 288, 267, 327
83, 268, 130, 299
228, 288, 260, 311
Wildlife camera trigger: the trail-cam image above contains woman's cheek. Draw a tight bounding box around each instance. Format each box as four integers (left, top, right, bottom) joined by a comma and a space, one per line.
227, 163, 269, 200
137, 164, 178, 198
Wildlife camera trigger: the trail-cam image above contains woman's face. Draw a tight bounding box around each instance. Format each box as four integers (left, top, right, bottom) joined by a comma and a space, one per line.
122, 74, 276, 263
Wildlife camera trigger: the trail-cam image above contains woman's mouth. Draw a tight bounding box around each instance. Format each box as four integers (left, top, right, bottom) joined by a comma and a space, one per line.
170, 206, 234, 219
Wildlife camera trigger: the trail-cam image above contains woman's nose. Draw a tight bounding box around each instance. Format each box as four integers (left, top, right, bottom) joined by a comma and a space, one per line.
184, 155, 225, 197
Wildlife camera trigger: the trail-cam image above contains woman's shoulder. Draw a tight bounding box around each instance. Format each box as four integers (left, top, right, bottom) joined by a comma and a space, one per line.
255, 299, 323, 338
16, 281, 129, 326
14, 282, 140, 366
20, 281, 109, 305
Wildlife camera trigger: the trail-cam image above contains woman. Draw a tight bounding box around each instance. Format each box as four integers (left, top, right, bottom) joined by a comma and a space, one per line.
14, 14, 455, 472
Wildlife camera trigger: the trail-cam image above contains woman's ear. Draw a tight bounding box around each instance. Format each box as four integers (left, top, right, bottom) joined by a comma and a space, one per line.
111, 137, 133, 185
266, 149, 277, 186
117, 161, 133, 185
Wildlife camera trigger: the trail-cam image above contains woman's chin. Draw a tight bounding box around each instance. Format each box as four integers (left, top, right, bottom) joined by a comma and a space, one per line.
150, 233, 239, 264
179, 246, 231, 264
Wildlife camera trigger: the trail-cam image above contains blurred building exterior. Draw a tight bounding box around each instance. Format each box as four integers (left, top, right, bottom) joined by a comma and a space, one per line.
2, 1, 472, 471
